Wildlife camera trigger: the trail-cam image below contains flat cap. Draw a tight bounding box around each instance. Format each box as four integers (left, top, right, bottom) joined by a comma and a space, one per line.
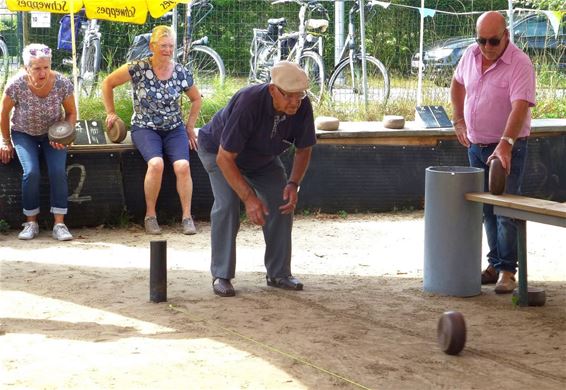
270, 61, 309, 93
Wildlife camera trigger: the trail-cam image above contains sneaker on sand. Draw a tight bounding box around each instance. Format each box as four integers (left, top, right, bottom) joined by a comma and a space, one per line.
144, 216, 162, 235
52, 223, 73, 241
182, 217, 196, 235
18, 221, 39, 240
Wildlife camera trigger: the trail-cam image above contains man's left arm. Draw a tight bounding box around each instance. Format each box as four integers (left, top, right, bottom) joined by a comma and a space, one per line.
489, 99, 530, 173
279, 146, 312, 214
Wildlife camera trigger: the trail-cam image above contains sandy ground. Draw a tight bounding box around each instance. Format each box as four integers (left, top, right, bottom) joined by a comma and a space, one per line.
1, 211, 565, 390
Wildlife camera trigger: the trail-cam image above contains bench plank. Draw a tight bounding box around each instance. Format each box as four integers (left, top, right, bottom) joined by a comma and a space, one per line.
465, 193, 566, 219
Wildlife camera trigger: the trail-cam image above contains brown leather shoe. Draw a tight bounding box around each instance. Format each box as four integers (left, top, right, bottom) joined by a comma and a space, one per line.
481, 264, 498, 285
212, 278, 235, 297
494, 271, 516, 294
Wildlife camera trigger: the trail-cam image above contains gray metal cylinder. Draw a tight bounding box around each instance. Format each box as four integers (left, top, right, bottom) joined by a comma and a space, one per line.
424, 166, 484, 297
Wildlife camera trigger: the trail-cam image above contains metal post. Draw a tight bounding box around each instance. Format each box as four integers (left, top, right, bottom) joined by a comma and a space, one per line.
416, 0, 425, 107
334, 0, 345, 67
517, 220, 528, 306
150, 240, 167, 303
359, 0, 368, 109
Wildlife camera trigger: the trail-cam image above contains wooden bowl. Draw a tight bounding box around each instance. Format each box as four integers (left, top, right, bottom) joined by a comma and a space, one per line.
383, 115, 405, 129
315, 116, 340, 131
48, 121, 76, 145
437, 311, 466, 355
108, 117, 127, 144
489, 158, 507, 195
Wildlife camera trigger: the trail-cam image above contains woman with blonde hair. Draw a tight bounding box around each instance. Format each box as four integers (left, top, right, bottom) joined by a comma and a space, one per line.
102, 25, 202, 235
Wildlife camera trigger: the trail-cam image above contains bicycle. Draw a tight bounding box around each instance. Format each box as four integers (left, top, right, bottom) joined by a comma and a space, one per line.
327, 0, 390, 104
127, 0, 225, 98
60, 13, 102, 97
249, 0, 329, 102
0, 33, 9, 90
78, 18, 102, 97
179, 0, 225, 97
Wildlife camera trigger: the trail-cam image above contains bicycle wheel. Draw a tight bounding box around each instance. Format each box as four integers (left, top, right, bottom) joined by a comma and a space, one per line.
78, 37, 101, 97
328, 54, 390, 105
298, 51, 324, 103
186, 45, 225, 98
0, 39, 9, 90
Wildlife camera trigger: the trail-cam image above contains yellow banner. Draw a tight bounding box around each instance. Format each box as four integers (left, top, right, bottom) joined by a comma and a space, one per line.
148, 0, 180, 18
6, 0, 84, 14
83, 0, 148, 24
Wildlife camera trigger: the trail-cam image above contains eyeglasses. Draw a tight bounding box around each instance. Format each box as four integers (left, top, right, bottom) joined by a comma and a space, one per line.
475, 32, 505, 46
157, 43, 175, 50
28, 47, 52, 56
276, 86, 307, 101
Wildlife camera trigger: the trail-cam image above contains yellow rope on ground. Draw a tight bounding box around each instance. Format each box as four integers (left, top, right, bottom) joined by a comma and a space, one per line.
168, 304, 372, 390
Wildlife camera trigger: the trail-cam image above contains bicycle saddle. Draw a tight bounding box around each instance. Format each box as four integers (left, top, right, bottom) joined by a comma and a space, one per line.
268, 18, 286, 26
306, 19, 328, 33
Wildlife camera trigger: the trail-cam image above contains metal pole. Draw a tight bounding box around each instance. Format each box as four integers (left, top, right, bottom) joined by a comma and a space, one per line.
70, 0, 80, 120
150, 240, 167, 303
334, 0, 345, 67
416, 0, 425, 107
508, 0, 514, 44
359, 0, 368, 109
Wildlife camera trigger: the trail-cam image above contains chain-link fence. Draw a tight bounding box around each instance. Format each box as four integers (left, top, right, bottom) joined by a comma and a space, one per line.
1, 0, 564, 117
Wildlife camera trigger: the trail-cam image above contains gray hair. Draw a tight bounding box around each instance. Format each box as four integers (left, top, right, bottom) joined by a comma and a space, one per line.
23, 43, 52, 66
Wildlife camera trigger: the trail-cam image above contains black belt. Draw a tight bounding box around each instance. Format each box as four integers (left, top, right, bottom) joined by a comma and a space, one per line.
475, 137, 528, 148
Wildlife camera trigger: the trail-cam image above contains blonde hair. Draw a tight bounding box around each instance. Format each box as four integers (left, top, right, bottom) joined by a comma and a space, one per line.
23, 43, 52, 66
150, 25, 176, 45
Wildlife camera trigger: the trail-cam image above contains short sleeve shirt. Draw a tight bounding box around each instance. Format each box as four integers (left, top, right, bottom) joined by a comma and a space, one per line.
198, 84, 316, 171
5, 72, 74, 136
128, 58, 193, 131
454, 42, 536, 144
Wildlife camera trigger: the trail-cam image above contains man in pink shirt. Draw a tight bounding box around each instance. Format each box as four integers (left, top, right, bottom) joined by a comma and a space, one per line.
451, 11, 536, 294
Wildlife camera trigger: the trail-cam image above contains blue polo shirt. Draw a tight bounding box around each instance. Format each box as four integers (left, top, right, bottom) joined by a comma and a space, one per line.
198, 84, 316, 170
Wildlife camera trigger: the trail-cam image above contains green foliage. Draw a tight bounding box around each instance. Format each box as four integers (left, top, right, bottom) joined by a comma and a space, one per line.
0, 219, 9, 234
515, 0, 565, 10
109, 207, 133, 228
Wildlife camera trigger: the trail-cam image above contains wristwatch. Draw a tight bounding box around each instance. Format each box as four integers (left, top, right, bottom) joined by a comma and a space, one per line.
500, 136, 514, 146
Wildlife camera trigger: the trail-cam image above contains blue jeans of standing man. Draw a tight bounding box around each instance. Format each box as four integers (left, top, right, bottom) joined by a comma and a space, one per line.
468, 138, 528, 273
12, 131, 68, 216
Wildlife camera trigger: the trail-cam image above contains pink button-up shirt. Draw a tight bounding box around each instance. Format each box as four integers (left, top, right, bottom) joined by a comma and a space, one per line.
454, 42, 536, 144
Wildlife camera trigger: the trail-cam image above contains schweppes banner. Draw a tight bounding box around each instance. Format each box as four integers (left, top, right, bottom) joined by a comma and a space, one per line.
7, 0, 84, 14
83, 0, 183, 24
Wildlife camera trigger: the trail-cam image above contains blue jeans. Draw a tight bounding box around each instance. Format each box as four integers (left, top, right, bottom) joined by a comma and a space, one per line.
468, 139, 528, 273
12, 131, 68, 216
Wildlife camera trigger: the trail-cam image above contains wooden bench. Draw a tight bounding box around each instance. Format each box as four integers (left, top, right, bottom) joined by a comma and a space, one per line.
465, 193, 566, 306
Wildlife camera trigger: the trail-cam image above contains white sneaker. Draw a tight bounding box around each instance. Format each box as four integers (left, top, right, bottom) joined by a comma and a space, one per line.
18, 222, 39, 240
144, 216, 162, 235
182, 217, 196, 235
52, 223, 73, 241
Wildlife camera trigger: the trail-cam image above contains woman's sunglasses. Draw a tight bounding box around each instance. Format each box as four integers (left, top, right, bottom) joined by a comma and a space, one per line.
29, 47, 52, 56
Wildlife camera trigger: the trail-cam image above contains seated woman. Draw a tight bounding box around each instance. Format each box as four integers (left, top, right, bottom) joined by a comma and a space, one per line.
102, 25, 202, 235
0, 43, 76, 241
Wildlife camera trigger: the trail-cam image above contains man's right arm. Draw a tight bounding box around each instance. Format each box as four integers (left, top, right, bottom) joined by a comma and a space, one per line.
450, 77, 470, 148
216, 146, 269, 226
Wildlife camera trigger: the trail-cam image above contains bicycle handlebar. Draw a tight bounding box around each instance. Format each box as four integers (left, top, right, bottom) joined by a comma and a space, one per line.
271, 0, 329, 18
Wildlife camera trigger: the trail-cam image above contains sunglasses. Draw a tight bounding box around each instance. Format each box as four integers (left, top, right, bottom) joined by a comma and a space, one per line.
475, 32, 505, 46
29, 47, 52, 56
276, 86, 307, 101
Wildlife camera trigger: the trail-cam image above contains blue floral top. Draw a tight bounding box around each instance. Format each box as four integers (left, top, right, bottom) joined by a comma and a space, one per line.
128, 58, 193, 131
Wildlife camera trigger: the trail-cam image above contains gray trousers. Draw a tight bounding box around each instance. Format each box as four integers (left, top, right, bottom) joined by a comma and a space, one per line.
198, 148, 293, 280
